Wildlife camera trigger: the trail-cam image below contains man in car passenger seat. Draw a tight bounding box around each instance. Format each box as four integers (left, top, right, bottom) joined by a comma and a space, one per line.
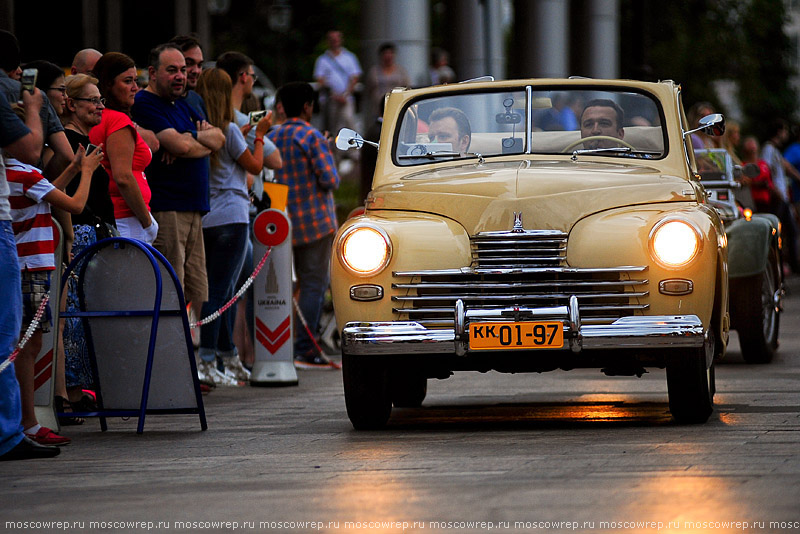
428, 107, 471, 154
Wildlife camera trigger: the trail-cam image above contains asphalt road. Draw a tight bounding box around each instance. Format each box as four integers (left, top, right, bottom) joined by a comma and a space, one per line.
3, 279, 800, 534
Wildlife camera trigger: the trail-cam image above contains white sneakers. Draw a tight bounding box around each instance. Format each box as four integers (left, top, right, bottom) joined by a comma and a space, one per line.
197, 359, 241, 387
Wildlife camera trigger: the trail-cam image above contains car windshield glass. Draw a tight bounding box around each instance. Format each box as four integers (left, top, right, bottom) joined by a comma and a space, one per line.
694, 149, 731, 181
395, 87, 665, 165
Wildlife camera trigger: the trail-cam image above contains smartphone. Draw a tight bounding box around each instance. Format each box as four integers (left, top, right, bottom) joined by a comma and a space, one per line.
248, 110, 267, 126
20, 68, 38, 99
86, 144, 100, 154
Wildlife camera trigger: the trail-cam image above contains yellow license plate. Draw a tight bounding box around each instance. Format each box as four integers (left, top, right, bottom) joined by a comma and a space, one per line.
469, 322, 564, 350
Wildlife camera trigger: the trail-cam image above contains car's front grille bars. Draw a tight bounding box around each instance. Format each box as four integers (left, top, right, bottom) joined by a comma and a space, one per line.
393, 265, 649, 328
471, 229, 567, 268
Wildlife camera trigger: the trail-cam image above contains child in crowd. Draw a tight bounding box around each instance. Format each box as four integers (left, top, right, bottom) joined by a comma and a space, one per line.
6, 138, 103, 446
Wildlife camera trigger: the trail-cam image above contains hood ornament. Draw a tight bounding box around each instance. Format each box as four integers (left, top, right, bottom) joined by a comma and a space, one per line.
512, 212, 524, 232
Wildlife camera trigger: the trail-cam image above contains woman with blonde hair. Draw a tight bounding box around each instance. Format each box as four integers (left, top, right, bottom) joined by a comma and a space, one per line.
195, 67, 271, 383
60, 73, 115, 418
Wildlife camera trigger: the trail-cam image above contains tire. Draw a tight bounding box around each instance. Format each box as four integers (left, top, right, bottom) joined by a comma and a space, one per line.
342, 352, 392, 430
666, 331, 714, 424
390, 371, 427, 408
733, 261, 779, 364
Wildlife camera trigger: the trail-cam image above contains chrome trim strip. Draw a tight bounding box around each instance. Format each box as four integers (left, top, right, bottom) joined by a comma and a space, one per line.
393, 291, 649, 301
394, 266, 648, 276
526, 85, 532, 154
393, 280, 648, 289
341, 314, 705, 355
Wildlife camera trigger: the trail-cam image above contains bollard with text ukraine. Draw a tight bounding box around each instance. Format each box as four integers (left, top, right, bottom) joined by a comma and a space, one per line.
250, 209, 298, 386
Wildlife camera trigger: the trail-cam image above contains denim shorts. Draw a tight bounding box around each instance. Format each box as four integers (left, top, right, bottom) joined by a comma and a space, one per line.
21, 270, 52, 334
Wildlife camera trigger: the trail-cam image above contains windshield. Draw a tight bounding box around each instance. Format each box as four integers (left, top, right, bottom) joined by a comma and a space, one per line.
395, 87, 665, 165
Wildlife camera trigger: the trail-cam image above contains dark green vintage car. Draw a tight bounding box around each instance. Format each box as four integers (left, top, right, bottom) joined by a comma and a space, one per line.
695, 148, 783, 363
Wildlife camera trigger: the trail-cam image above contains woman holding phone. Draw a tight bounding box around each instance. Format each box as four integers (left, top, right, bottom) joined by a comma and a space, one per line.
195, 67, 271, 384
89, 52, 158, 243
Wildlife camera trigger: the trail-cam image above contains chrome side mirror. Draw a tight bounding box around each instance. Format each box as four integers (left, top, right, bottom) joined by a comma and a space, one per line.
336, 128, 379, 151
684, 113, 726, 139
699, 113, 725, 136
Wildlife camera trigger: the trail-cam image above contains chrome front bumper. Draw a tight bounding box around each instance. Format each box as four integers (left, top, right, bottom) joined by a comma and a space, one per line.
341, 297, 705, 356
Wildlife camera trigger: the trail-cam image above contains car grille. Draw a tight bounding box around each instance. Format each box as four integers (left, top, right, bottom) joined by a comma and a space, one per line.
392, 230, 649, 327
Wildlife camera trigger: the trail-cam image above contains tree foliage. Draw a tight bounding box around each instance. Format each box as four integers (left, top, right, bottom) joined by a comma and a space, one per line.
621, 0, 796, 139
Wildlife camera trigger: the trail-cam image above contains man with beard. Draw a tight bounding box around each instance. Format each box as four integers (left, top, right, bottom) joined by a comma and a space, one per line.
169, 34, 208, 121
132, 43, 225, 319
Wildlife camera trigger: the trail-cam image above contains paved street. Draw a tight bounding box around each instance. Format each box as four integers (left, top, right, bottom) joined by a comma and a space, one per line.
3, 278, 800, 534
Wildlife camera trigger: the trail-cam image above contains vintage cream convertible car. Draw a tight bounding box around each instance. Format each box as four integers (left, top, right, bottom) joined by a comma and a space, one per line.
333, 78, 728, 429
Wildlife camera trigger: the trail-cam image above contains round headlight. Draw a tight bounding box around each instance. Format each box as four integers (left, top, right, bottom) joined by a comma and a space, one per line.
650, 219, 701, 268
340, 225, 391, 275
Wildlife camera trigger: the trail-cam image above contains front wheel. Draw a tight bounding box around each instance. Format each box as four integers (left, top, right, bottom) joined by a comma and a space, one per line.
666, 332, 715, 424
342, 352, 392, 430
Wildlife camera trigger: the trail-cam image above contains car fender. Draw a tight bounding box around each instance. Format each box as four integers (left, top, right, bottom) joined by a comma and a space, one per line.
726, 216, 777, 279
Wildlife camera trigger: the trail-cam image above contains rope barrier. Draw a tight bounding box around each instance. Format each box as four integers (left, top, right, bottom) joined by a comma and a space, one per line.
0, 292, 50, 375
189, 246, 272, 328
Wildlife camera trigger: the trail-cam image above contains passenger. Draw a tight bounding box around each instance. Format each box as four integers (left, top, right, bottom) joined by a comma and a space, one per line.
428, 106, 471, 154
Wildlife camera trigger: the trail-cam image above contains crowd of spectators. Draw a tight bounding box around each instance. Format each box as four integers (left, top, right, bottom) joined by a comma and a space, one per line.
689, 100, 800, 273
0, 28, 367, 461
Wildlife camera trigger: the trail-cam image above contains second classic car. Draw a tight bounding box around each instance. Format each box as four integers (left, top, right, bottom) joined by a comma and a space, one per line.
333, 78, 729, 429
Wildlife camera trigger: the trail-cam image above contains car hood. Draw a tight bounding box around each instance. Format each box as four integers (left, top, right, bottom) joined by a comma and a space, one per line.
369, 160, 699, 233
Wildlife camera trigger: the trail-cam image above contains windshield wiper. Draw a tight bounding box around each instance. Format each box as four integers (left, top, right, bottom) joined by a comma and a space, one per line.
399, 151, 485, 163
570, 147, 660, 161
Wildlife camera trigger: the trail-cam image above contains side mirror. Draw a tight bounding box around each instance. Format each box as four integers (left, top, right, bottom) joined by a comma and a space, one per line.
684, 113, 726, 140
699, 113, 725, 136
336, 128, 379, 151
741, 162, 761, 178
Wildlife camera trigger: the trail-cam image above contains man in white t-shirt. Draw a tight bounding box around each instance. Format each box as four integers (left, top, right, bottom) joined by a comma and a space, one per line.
313, 30, 362, 136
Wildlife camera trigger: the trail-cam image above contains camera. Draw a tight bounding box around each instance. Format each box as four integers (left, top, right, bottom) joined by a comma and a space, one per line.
20, 68, 38, 99
248, 110, 267, 126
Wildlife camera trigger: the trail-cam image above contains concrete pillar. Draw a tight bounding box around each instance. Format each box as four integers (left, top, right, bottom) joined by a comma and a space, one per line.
196, 0, 211, 57
105, 0, 122, 53
515, 0, 570, 78
175, 0, 191, 37
583, 0, 619, 79
360, 0, 430, 88
446, 0, 485, 80
482, 0, 507, 80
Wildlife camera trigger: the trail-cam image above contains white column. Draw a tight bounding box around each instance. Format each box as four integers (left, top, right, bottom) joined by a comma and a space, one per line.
361, 0, 430, 88
585, 0, 619, 79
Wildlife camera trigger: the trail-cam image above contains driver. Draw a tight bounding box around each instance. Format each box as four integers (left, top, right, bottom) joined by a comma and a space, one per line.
579, 99, 625, 150
428, 107, 471, 154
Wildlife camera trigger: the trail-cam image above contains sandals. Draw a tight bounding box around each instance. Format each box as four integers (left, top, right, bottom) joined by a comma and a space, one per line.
54, 396, 85, 426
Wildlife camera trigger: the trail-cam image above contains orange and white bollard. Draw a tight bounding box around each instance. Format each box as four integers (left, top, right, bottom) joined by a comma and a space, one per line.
250, 209, 298, 386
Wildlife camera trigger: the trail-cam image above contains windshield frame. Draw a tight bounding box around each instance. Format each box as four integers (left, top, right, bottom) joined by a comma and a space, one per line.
391, 84, 670, 167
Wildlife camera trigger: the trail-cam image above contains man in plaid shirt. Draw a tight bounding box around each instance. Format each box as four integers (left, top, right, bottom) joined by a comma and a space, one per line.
268, 82, 340, 369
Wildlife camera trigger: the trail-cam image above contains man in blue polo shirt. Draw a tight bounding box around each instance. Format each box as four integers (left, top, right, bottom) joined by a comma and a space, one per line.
132, 43, 224, 317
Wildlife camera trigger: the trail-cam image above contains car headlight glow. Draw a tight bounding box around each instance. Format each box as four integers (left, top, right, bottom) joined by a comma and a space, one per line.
650, 219, 702, 268
340, 225, 392, 275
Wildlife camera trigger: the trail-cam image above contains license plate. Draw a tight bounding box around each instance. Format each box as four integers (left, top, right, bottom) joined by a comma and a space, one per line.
469, 322, 564, 350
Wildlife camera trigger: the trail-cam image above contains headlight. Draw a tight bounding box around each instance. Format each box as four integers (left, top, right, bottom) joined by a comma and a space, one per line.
339, 225, 392, 275
650, 219, 702, 268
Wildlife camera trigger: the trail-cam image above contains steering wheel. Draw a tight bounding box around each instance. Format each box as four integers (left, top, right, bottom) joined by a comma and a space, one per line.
562, 135, 636, 152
